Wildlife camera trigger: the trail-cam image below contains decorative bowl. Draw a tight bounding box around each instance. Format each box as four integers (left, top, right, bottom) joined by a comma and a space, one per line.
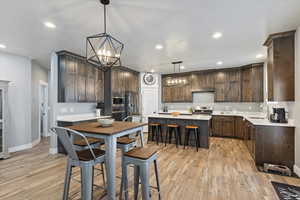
97, 118, 115, 127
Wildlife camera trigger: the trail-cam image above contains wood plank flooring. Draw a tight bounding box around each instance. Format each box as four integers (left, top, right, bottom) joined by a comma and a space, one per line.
1, 136, 300, 200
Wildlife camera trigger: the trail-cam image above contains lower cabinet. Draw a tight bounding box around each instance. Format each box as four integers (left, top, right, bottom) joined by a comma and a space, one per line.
254, 125, 294, 169
212, 116, 235, 137
212, 116, 295, 169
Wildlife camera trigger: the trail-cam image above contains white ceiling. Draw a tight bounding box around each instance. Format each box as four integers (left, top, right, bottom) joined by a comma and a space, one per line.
0, 0, 300, 73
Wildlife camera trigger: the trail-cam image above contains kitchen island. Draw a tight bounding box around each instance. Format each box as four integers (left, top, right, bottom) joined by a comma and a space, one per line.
148, 114, 212, 148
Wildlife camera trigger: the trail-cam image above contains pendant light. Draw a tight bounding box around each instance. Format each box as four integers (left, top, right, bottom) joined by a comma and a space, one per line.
86, 0, 124, 69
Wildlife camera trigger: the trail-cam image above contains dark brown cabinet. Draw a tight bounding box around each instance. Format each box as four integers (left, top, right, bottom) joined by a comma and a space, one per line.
161, 63, 263, 103
86, 64, 96, 102
243, 120, 256, 158
214, 71, 226, 102
243, 120, 295, 169
264, 30, 295, 101
212, 116, 235, 137
241, 64, 264, 102
57, 51, 104, 103
214, 69, 242, 102
77, 60, 86, 102
234, 116, 244, 139
191, 71, 215, 91
112, 67, 140, 97
162, 74, 192, 103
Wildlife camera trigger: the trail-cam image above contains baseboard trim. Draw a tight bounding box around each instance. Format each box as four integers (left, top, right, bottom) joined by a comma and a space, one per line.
49, 147, 58, 155
294, 164, 300, 176
8, 138, 41, 153
8, 143, 33, 153
31, 138, 41, 147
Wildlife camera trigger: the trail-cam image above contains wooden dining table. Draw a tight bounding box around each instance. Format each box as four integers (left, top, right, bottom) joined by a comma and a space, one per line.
67, 121, 147, 200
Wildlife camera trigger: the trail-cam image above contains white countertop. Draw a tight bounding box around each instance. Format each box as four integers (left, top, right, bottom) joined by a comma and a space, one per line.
57, 113, 111, 123
244, 116, 295, 127
149, 114, 212, 120
212, 111, 295, 127
157, 110, 295, 127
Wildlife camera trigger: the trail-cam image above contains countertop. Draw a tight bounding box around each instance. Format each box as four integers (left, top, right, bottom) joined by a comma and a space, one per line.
149, 114, 212, 120
57, 113, 111, 123
157, 110, 295, 127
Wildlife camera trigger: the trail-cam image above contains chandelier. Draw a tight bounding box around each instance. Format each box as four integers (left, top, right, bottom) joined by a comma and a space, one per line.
86, 0, 124, 68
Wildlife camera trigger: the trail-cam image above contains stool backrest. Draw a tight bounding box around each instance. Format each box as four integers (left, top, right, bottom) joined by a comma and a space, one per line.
50, 127, 97, 161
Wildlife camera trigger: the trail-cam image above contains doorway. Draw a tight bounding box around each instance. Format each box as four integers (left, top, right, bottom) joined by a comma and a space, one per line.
141, 88, 159, 132
38, 81, 49, 140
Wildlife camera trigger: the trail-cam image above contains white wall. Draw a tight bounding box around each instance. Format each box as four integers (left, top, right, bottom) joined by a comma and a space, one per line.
294, 27, 300, 171
31, 61, 49, 142
0, 52, 32, 149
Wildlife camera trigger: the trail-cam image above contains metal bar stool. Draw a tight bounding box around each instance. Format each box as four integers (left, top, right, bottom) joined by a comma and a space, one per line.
117, 137, 137, 200
73, 137, 106, 188
121, 147, 161, 200
148, 123, 162, 144
184, 125, 200, 152
165, 124, 180, 148
51, 127, 106, 200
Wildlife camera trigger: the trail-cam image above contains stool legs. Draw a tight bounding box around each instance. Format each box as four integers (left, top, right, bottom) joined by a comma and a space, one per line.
119, 150, 126, 200
63, 159, 72, 200
193, 128, 199, 152
121, 161, 129, 200
140, 163, 150, 200
155, 126, 159, 145
154, 160, 161, 200
81, 164, 94, 200
134, 166, 140, 200
184, 129, 190, 149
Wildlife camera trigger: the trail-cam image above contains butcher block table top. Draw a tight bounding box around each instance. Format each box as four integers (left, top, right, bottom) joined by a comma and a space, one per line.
67, 121, 147, 136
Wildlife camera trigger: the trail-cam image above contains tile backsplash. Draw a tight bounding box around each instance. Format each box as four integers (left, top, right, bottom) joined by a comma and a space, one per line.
57, 103, 97, 115
162, 102, 263, 112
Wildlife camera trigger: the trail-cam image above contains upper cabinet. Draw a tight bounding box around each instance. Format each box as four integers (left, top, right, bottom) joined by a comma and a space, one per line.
161, 63, 264, 103
264, 30, 295, 101
111, 67, 140, 97
214, 69, 242, 102
162, 74, 192, 103
57, 51, 104, 103
191, 71, 215, 91
241, 64, 264, 102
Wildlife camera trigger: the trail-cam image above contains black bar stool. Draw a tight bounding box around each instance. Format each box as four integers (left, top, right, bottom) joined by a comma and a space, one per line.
165, 124, 180, 148
148, 123, 163, 144
184, 125, 200, 151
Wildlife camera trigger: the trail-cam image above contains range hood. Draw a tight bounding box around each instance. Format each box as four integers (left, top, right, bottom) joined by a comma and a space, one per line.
191, 88, 215, 93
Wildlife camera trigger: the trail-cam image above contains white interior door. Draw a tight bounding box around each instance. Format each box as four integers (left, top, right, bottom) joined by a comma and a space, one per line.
141, 88, 159, 132
39, 84, 49, 138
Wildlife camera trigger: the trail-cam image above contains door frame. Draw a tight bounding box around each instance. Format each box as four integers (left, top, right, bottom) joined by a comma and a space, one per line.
38, 81, 49, 141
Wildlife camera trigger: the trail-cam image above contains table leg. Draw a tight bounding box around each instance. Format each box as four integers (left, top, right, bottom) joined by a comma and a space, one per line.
105, 136, 117, 200
139, 128, 145, 147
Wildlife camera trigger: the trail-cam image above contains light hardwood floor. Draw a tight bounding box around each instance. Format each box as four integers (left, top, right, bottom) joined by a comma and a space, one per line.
1, 136, 300, 200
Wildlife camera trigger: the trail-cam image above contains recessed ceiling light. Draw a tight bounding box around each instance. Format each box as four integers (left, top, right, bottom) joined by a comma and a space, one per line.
0, 44, 6, 49
256, 54, 264, 58
212, 32, 223, 39
180, 65, 185, 69
44, 21, 56, 29
155, 44, 163, 50
217, 61, 223, 66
